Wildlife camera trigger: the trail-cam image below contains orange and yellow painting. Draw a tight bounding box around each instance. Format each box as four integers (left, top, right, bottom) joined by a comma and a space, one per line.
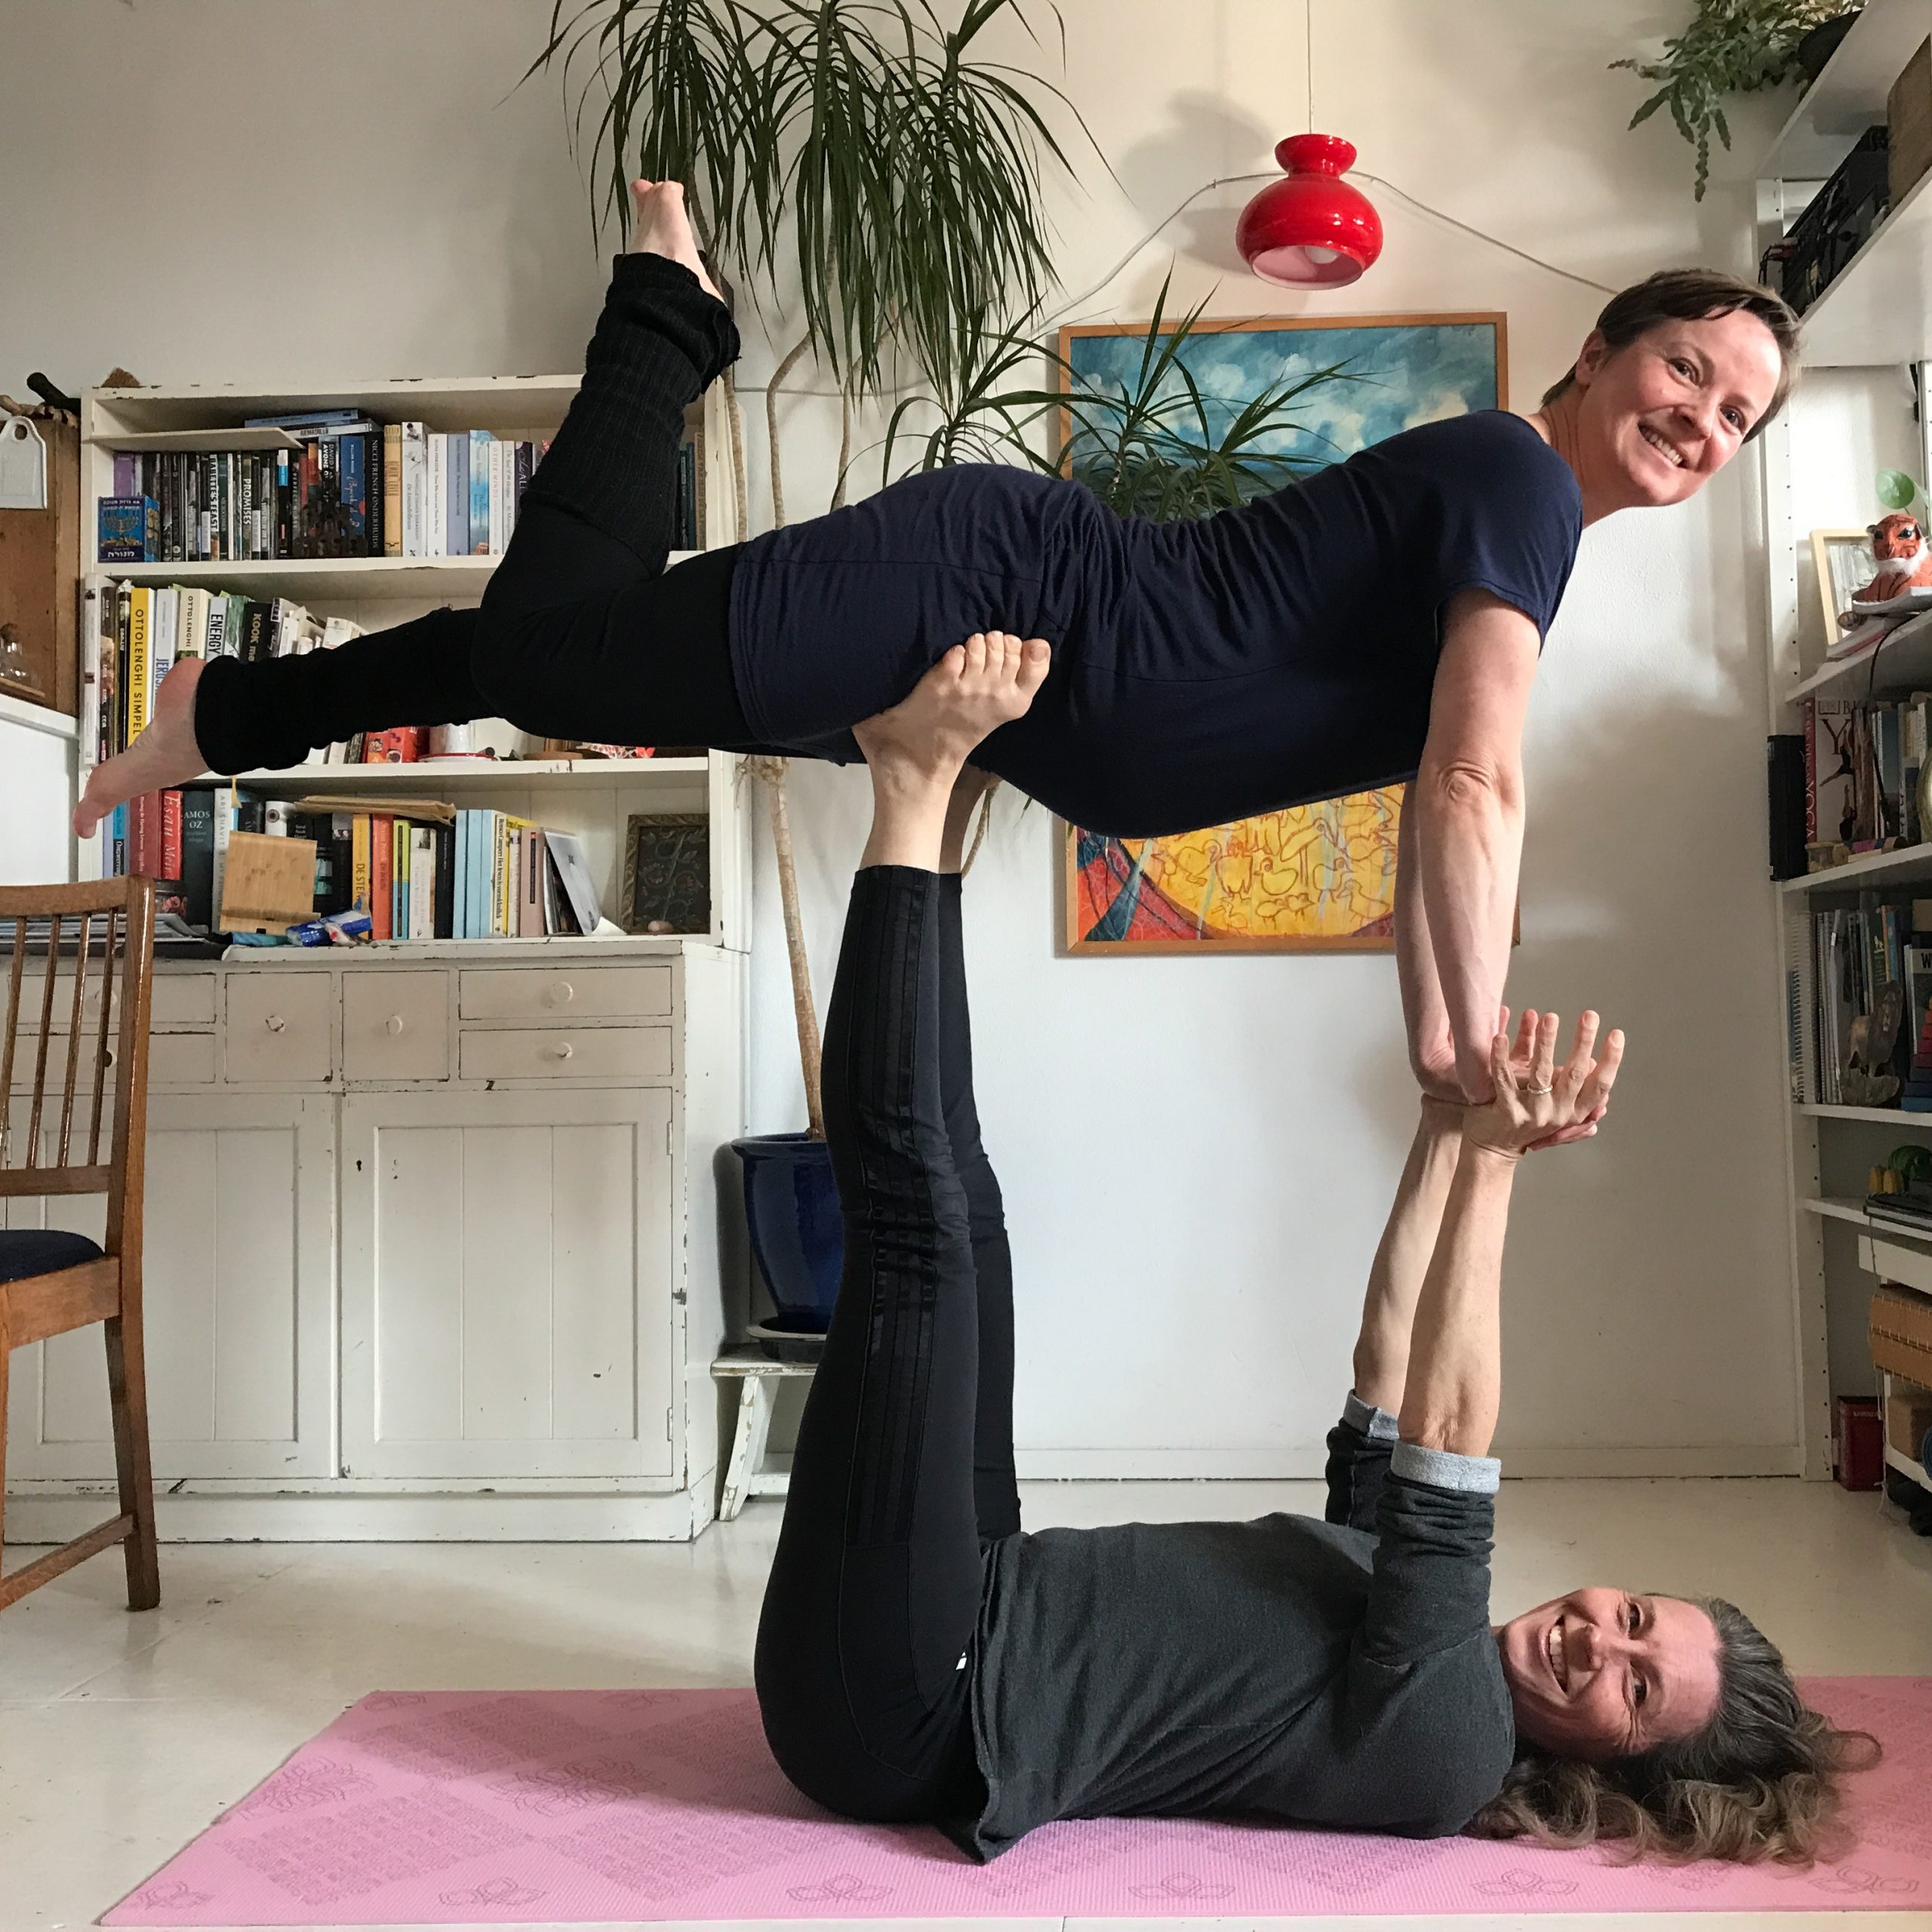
1063, 787, 1401, 955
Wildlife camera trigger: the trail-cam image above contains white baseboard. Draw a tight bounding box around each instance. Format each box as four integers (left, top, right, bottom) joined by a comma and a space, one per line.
1014, 1444, 1807, 1481
5, 1484, 718, 1544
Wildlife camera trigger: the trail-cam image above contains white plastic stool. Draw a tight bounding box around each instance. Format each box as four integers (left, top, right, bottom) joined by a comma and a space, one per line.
713, 1348, 817, 1521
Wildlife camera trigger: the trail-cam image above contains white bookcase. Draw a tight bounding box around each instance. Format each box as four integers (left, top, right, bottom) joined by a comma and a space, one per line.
4, 371, 755, 1543
1755, 0, 1932, 1500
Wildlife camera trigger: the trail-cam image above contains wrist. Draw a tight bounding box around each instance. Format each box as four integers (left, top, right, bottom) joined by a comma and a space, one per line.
1458, 1135, 1522, 1174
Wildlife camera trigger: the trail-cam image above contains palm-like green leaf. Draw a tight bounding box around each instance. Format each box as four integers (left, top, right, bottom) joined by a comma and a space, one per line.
885, 272, 1361, 524
528, 0, 1091, 404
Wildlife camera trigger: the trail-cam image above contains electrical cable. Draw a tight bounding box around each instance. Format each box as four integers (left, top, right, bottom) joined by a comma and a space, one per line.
737, 168, 1617, 397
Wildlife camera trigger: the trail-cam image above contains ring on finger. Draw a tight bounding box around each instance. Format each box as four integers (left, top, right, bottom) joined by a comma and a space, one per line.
1524, 1080, 1554, 1095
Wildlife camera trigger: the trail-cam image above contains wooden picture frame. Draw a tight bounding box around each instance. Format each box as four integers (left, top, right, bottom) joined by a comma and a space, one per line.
620, 813, 709, 935
1811, 526, 1878, 638
1054, 312, 1506, 956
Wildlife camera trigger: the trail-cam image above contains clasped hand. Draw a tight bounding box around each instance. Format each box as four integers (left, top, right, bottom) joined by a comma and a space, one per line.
1422, 1008, 1623, 1156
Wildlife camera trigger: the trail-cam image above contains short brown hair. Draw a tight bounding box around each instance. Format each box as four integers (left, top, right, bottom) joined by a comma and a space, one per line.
1540, 269, 1801, 441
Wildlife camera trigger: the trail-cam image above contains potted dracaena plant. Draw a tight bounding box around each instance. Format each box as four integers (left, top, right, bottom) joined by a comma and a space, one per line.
528, 0, 1088, 1332
530, 8, 1357, 1337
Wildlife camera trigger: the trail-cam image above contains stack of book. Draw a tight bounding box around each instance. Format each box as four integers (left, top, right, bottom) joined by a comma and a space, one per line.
1804, 691, 1932, 865
80, 578, 362, 771
1810, 894, 1932, 1107
98, 416, 701, 564
99, 787, 601, 943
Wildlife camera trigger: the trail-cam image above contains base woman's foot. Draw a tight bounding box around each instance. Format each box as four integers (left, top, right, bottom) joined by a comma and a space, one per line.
854, 633, 1048, 872
856, 632, 1050, 785
626, 179, 721, 302
73, 654, 210, 838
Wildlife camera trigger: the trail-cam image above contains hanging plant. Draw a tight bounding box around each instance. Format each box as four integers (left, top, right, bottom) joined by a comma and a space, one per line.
1612, 0, 1848, 199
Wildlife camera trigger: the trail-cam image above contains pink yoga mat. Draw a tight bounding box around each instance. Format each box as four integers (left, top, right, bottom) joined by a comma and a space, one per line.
106, 1681, 1930, 1923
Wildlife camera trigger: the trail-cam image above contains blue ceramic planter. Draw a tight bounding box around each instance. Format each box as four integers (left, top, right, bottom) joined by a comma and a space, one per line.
733, 1132, 842, 1331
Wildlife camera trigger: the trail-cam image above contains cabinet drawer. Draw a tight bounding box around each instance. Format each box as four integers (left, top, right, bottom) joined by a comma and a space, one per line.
152, 974, 217, 1028
3, 968, 211, 1032
7, 1029, 215, 1094
459, 1026, 672, 1083
223, 973, 332, 1084
458, 966, 672, 1023
343, 972, 450, 1083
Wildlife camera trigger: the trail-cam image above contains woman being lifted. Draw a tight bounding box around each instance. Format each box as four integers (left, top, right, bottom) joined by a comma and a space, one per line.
78, 180, 1797, 1103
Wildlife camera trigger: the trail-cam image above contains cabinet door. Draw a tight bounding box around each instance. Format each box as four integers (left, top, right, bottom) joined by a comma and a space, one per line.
340, 1088, 676, 1480
5, 1094, 335, 1480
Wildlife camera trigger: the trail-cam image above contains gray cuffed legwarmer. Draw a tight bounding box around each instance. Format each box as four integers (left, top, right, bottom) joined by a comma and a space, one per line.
521, 253, 741, 561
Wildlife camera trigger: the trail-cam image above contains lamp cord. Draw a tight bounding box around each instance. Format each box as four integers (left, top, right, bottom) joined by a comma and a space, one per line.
731, 168, 1617, 398
1305, 0, 1314, 134
1044, 168, 1617, 334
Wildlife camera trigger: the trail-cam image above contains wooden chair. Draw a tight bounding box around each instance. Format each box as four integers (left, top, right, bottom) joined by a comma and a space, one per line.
0, 878, 158, 1613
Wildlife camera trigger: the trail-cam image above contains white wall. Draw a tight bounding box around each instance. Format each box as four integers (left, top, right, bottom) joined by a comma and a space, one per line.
1, 0, 1801, 1472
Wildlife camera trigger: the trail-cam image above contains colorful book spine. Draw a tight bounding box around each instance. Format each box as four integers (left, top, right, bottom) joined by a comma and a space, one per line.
446, 433, 468, 558
126, 588, 152, 742
468, 430, 491, 555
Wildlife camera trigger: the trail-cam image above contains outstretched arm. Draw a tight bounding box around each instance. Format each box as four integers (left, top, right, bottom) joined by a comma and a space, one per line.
1350, 1097, 1466, 1416
1398, 1012, 1623, 1457
1413, 591, 1540, 1103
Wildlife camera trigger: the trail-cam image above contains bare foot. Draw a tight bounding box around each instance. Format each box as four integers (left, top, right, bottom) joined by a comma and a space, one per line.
74, 655, 210, 838
854, 632, 1050, 786
626, 179, 721, 301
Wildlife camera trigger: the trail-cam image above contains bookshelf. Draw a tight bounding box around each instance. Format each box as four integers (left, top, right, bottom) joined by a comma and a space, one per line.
1757, 11, 1932, 1494
13, 366, 756, 1545
76, 374, 749, 952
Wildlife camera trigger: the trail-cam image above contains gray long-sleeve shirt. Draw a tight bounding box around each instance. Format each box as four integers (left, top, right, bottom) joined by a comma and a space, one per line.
943, 1404, 1515, 1860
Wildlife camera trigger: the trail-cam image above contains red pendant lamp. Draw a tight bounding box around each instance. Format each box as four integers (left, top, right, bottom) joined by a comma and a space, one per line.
1236, 133, 1383, 288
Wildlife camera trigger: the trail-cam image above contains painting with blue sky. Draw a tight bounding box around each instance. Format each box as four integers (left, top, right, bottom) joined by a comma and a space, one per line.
1060, 314, 1503, 472
1056, 313, 1504, 955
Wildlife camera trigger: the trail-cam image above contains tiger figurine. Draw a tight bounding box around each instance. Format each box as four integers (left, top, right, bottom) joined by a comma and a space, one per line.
1846, 509, 1932, 621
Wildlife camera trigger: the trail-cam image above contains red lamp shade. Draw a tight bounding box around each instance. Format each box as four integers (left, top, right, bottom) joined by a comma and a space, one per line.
1236, 133, 1383, 288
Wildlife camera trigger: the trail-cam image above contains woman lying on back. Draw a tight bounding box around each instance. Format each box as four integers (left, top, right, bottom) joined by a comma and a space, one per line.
753, 632, 1875, 1866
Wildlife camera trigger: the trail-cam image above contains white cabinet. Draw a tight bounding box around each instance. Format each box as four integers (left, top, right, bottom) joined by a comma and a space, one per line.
5, 1093, 334, 1481
7, 943, 748, 1542
340, 1087, 675, 1481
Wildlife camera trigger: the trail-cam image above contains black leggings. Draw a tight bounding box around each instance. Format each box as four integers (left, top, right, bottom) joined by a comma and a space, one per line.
192, 254, 759, 774
754, 865, 1018, 1826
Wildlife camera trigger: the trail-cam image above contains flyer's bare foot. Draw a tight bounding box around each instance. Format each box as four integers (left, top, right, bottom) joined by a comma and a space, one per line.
73, 655, 209, 838
626, 179, 721, 301
855, 632, 1049, 787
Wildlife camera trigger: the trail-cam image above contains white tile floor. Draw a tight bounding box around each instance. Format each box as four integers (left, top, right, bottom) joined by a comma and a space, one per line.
4, 1478, 1932, 1931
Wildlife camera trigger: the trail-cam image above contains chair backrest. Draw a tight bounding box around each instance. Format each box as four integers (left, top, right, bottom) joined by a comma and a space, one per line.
0, 877, 156, 1260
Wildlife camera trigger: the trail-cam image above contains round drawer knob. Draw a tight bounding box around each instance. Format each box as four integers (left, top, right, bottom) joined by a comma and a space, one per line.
385, 1015, 406, 1036
550, 980, 576, 1007
265, 1015, 286, 1033
551, 1041, 574, 1060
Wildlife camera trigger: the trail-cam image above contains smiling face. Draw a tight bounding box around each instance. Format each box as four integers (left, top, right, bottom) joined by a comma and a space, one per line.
1565, 311, 1786, 515
1495, 1588, 1722, 1760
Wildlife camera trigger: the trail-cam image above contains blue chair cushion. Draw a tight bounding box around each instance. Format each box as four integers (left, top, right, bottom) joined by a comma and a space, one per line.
0, 1228, 106, 1285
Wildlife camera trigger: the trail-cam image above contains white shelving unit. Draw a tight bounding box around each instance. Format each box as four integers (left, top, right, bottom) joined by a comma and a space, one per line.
1756, 6, 1932, 1495
7, 369, 759, 1542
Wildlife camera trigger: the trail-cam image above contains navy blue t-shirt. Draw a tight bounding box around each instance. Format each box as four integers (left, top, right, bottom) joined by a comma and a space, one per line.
728, 411, 1581, 837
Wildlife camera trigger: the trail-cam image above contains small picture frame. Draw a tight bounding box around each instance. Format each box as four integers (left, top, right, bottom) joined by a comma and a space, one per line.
1811, 526, 1878, 635
620, 813, 710, 935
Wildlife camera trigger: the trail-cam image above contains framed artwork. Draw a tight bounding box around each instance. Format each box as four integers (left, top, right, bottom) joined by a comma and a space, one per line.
1810, 526, 1877, 637
620, 812, 710, 934
1055, 311, 1506, 955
